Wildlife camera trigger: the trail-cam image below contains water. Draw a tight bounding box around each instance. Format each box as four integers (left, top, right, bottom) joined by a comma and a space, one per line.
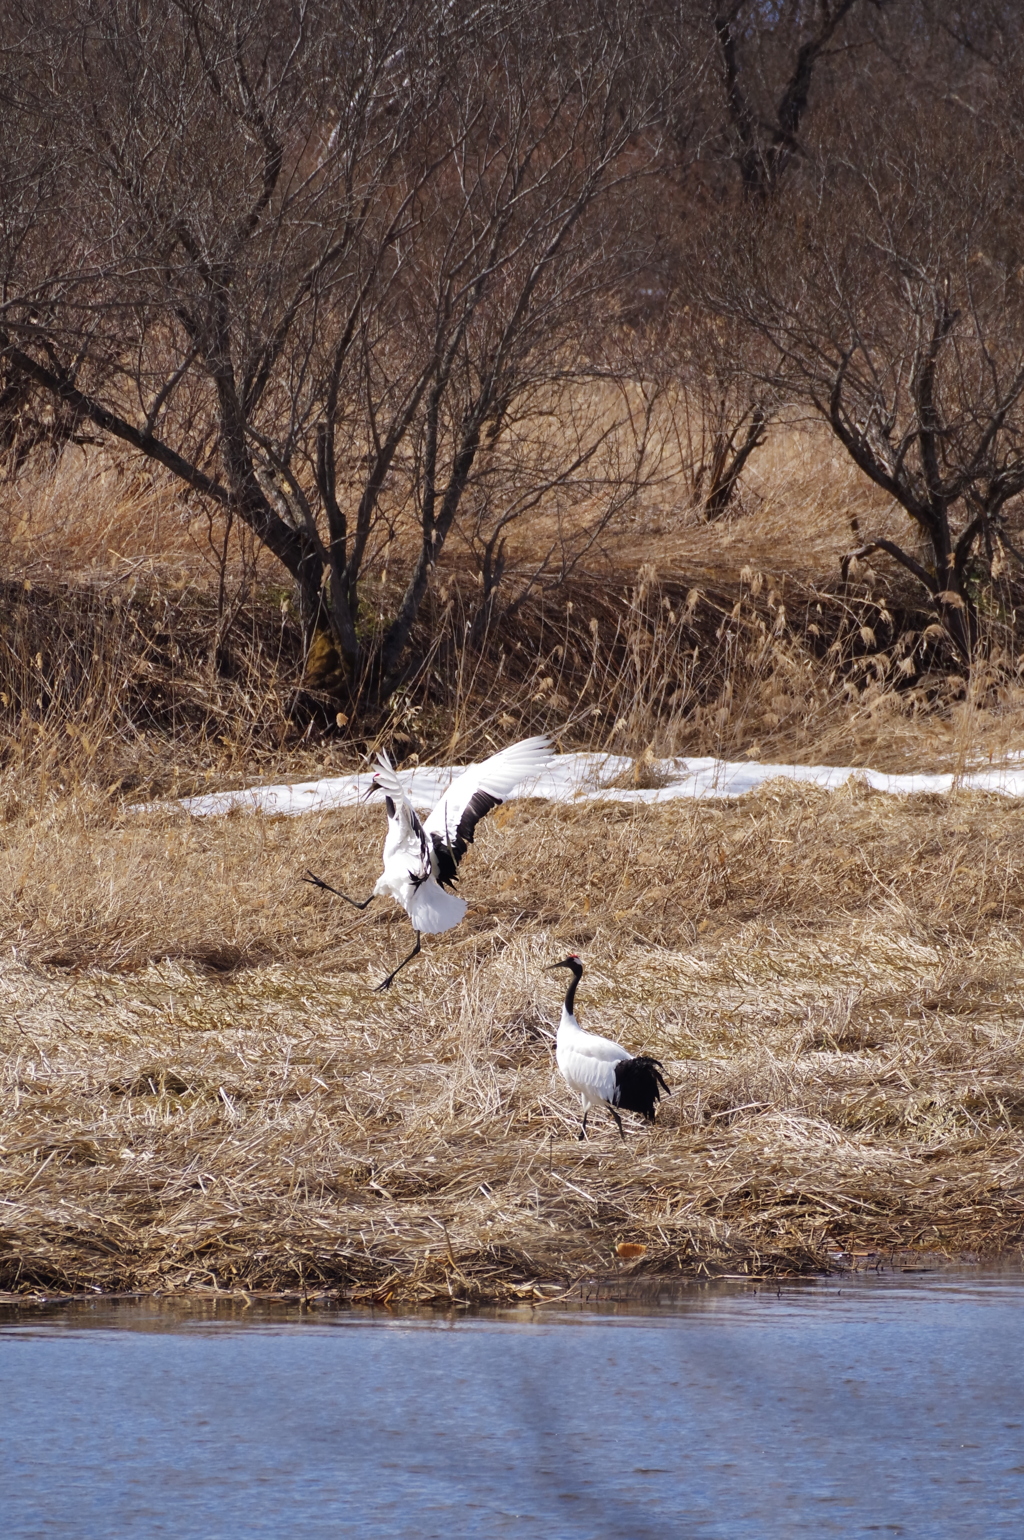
2, 1270, 1023, 1539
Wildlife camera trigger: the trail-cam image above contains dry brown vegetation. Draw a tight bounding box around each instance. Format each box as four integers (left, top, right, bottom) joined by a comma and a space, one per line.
2, 776, 1024, 1303
4, 424, 1024, 806
5, 2, 1024, 1302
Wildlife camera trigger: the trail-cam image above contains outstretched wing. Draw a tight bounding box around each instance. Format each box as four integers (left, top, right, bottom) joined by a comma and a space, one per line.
423, 735, 552, 887
374, 751, 432, 879
372, 751, 419, 818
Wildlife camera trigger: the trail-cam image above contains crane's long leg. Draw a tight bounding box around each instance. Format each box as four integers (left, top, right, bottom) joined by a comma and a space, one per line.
303, 871, 376, 911
375, 931, 422, 992
578, 1106, 589, 1141
610, 1108, 626, 1143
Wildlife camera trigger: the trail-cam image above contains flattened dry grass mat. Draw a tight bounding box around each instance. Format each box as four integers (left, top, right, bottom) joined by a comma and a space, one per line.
2, 780, 1024, 1301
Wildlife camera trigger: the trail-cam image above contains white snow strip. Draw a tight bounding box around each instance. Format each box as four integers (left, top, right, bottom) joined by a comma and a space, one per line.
141, 751, 1024, 818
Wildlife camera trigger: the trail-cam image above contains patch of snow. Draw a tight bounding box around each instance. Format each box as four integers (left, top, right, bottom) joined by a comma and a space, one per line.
139, 750, 1024, 818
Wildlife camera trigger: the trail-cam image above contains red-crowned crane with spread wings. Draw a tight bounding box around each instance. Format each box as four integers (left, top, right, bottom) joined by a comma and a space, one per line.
305, 736, 552, 989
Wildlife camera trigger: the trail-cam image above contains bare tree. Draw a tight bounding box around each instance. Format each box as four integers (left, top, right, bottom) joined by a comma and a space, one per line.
1, 0, 440, 644
458, 361, 664, 642
657, 0, 875, 518
659, 304, 775, 519
0, 17, 84, 474
0, 0, 674, 711
711, 0, 865, 199
720, 45, 1024, 658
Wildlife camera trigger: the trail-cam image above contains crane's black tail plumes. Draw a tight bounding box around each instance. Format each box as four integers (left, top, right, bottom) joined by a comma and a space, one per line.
613, 1056, 671, 1122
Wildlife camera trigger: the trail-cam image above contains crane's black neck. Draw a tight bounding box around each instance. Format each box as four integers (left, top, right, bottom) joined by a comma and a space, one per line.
562, 959, 583, 1015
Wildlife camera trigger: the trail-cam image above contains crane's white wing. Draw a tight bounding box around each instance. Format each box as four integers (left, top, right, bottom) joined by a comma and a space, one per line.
407, 879, 468, 935
557, 1038, 628, 1104
372, 751, 420, 816
374, 751, 434, 886
569, 1024, 631, 1063
423, 735, 552, 879
578, 1028, 628, 1065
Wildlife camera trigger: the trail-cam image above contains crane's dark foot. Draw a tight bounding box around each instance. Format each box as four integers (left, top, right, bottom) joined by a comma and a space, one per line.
303, 871, 375, 910
374, 932, 422, 991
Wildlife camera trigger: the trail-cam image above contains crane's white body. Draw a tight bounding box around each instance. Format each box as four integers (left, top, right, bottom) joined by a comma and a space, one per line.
372, 787, 468, 935
370, 735, 552, 934
556, 1002, 631, 1112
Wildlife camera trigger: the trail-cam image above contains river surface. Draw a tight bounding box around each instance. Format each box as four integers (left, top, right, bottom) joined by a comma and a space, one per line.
2, 1269, 1023, 1539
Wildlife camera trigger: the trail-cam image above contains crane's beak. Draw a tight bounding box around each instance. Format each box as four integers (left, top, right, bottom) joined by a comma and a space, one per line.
546, 959, 571, 970
362, 777, 381, 802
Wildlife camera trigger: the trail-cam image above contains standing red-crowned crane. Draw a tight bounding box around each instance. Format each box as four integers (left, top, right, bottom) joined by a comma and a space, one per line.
548, 955, 670, 1140
305, 736, 552, 990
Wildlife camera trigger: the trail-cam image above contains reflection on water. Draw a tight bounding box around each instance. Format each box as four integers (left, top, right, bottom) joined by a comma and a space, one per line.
2, 1270, 1023, 1539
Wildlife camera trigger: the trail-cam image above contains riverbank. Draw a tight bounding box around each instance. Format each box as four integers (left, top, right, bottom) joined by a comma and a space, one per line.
2, 780, 1024, 1301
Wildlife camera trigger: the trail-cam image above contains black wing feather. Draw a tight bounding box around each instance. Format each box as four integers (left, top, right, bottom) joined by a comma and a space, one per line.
612, 1056, 671, 1122
430, 789, 502, 889
412, 813, 432, 886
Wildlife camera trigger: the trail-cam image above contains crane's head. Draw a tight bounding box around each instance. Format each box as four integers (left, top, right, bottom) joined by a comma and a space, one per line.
365, 752, 397, 804
362, 772, 397, 819
547, 953, 583, 974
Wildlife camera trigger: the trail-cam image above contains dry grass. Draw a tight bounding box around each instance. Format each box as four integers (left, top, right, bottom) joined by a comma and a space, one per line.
2, 779, 1024, 1302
